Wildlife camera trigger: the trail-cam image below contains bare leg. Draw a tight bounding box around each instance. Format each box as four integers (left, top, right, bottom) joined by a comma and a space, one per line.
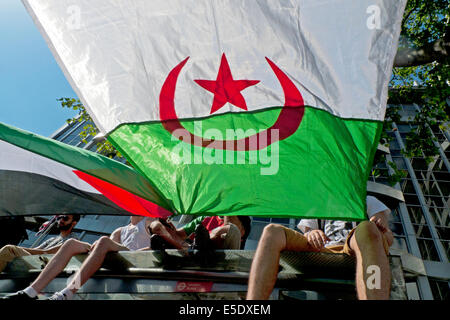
247, 224, 310, 300
149, 220, 188, 249
66, 236, 128, 294
349, 221, 390, 300
31, 239, 90, 293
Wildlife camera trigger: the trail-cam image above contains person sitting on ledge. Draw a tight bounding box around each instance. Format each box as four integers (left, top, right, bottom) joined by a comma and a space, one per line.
0, 214, 80, 273
3, 215, 154, 300
149, 215, 251, 251
246, 196, 393, 300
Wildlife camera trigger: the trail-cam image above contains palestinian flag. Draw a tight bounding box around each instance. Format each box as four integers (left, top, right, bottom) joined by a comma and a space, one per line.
23, 0, 406, 220
0, 122, 172, 218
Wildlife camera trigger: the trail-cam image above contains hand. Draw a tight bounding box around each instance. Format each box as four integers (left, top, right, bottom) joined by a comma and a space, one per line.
370, 211, 389, 232
80, 242, 92, 253
305, 230, 330, 251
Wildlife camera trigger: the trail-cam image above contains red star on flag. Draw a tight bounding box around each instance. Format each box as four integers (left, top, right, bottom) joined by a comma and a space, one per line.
195, 54, 260, 114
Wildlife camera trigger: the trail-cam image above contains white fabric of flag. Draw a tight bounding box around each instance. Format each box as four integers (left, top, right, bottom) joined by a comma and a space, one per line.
23, 0, 406, 134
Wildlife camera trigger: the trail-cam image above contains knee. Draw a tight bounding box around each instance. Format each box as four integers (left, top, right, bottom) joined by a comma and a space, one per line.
225, 223, 242, 249
149, 221, 163, 234
356, 221, 383, 244
260, 224, 285, 247
262, 223, 284, 237
217, 223, 240, 238
227, 223, 241, 238
0, 244, 16, 253
92, 236, 112, 251
210, 225, 228, 238
0, 245, 17, 255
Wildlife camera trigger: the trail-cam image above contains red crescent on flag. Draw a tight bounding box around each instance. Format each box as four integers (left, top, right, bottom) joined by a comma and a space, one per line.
159, 57, 305, 151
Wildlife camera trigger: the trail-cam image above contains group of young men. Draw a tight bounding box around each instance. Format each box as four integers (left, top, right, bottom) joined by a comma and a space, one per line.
1, 214, 252, 300
1, 195, 393, 300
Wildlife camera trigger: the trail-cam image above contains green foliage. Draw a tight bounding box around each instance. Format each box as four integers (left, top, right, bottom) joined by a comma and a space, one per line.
384, 0, 449, 183
386, 161, 408, 187
380, 105, 401, 147
400, 0, 448, 48
57, 97, 125, 160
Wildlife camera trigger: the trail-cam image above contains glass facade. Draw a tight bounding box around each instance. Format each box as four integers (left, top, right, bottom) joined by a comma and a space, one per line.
383, 104, 449, 300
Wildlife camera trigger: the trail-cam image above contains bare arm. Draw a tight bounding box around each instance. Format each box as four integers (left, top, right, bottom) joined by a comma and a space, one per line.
370, 209, 394, 247
175, 228, 187, 239
369, 209, 390, 233
383, 229, 394, 247
110, 227, 122, 244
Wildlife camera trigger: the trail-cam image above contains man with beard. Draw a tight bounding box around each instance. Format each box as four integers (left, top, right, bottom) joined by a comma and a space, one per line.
0, 214, 80, 272
3, 215, 154, 300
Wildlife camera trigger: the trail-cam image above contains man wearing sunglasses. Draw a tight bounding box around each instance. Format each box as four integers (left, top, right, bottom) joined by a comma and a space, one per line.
0, 214, 80, 273
3, 215, 154, 300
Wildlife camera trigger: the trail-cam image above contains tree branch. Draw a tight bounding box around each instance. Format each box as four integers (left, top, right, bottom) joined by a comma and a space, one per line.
401, 4, 416, 31
394, 34, 449, 67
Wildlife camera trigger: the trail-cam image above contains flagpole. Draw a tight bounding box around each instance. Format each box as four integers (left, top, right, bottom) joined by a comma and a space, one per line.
31, 220, 58, 248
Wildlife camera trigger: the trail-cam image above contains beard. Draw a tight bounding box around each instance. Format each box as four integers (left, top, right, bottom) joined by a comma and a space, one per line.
58, 223, 72, 231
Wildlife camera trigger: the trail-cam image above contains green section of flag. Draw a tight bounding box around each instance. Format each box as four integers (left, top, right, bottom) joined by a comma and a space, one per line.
0, 122, 170, 210
109, 106, 382, 221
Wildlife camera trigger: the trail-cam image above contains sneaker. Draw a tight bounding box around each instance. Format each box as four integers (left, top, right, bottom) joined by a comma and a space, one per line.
48, 292, 69, 300
2, 291, 37, 300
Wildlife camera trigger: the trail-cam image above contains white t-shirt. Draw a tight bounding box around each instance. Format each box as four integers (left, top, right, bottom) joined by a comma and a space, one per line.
297, 196, 390, 247
120, 218, 152, 251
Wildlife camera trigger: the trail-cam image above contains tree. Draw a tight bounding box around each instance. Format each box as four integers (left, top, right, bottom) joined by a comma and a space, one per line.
58, 97, 124, 160
394, 0, 449, 67
387, 0, 449, 169
60, 0, 449, 182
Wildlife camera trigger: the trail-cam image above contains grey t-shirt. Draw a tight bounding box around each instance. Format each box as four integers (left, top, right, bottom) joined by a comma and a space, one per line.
297, 196, 389, 247
35, 234, 77, 249
322, 220, 354, 247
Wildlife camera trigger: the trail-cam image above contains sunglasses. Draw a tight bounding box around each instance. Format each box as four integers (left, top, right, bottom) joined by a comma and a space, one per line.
57, 215, 70, 222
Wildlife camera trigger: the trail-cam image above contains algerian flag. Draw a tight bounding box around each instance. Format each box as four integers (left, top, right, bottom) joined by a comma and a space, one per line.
23, 0, 406, 220
0, 122, 172, 218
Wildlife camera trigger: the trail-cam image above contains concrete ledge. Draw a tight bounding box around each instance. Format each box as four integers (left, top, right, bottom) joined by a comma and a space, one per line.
0, 250, 407, 300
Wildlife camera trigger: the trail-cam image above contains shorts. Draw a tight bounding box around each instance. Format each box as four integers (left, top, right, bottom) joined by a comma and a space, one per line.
283, 224, 390, 256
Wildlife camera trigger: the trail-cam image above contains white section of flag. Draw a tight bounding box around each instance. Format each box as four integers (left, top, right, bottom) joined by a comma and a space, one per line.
23, 0, 405, 134
0, 140, 99, 194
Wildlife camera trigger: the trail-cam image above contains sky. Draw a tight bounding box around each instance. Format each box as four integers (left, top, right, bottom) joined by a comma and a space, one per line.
0, 0, 77, 137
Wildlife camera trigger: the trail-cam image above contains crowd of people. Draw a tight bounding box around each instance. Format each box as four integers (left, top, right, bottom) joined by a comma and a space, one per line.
0, 195, 393, 300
